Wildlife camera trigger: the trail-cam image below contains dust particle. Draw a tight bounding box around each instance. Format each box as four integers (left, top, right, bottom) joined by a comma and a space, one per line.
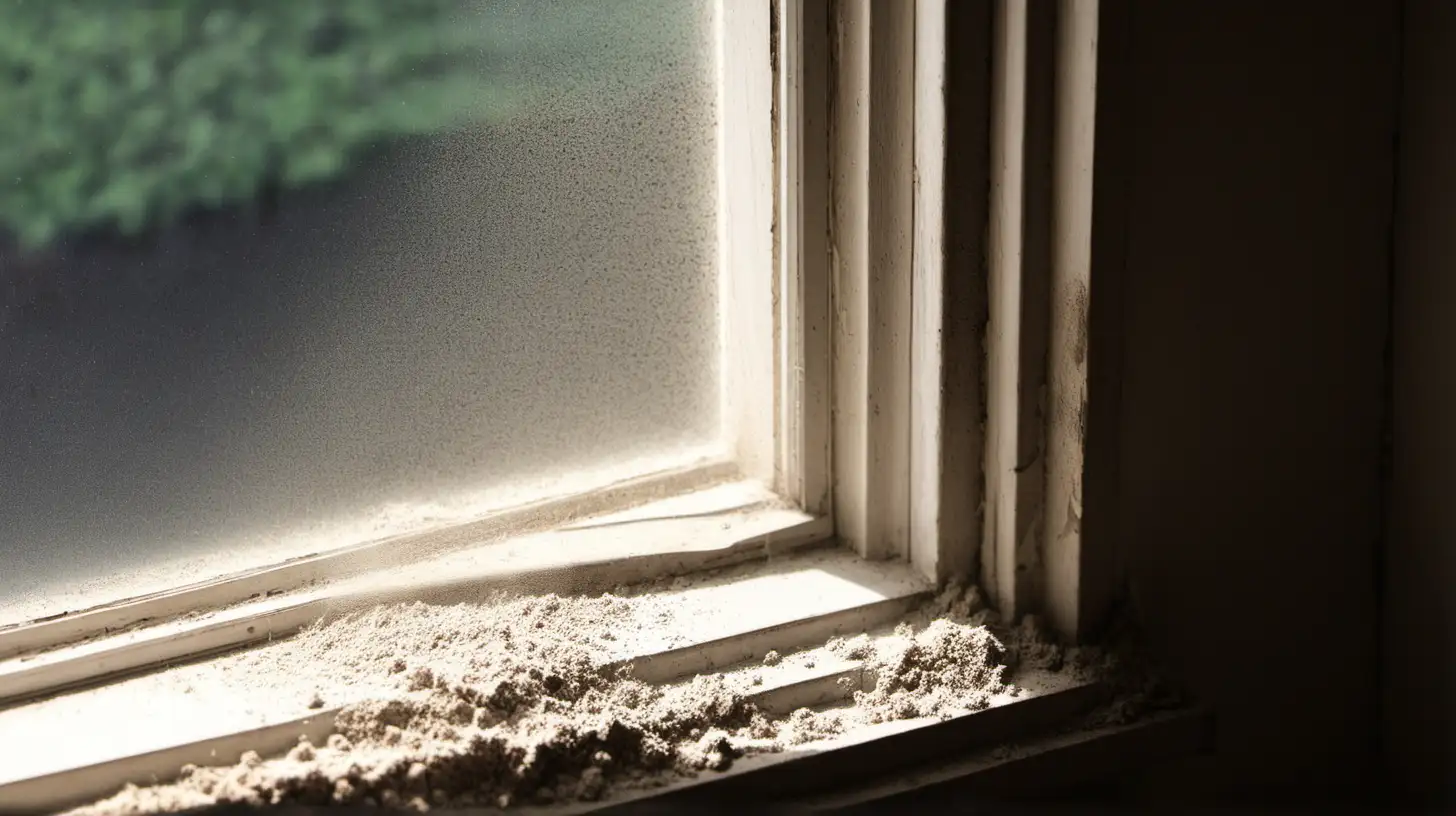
66, 588, 1024, 814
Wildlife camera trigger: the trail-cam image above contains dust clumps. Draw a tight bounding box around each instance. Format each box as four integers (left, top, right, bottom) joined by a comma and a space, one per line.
66, 591, 773, 814
62, 580, 1166, 814
1060, 608, 1188, 730
855, 618, 1008, 721
779, 589, 1012, 742
1004, 615, 1067, 673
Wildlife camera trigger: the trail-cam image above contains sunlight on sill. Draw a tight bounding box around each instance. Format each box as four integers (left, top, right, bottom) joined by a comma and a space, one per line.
0, 539, 925, 791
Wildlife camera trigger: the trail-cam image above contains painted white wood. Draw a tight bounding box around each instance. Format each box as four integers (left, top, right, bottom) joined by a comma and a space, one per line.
867, 0, 917, 564
719, 0, 778, 486
777, 0, 834, 517
0, 459, 738, 661
983, 0, 1034, 617
0, 484, 834, 705
832, 0, 872, 559
1042, 0, 1100, 639
832, 0, 916, 563
981, 0, 1106, 638
0, 550, 930, 812
910, 0, 948, 584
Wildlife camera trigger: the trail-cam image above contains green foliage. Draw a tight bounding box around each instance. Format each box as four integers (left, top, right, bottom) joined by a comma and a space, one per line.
0, 0, 706, 252
0, 0, 522, 250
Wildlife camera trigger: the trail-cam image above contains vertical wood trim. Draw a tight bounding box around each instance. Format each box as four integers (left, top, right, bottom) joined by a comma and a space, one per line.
983, 0, 1055, 619
909, 0, 993, 586
983, 0, 1027, 615
1043, 0, 1100, 639
779, 0, 835, 517
720, 0, 777, 485
942, 0, 996, 586
831, 0, 915, 561
980, 0, 1120, 641
910, 0, 949, 582
1076, 0, 1132, 642
867, 0, 917, 561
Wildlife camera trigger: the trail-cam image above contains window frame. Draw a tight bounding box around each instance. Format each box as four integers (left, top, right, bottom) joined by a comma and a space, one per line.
0, 0, 1154, 808
0, 0, 805, 660
980, 0, 1120, 639
719, 0, 781, 490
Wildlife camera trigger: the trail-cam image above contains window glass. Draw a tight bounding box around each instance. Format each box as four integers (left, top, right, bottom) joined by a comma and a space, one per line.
0, 0, 720, 624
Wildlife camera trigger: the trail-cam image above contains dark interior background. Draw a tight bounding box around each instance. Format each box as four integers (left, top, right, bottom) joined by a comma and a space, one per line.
958, 0, 1451, 805
1105, 0, 1392, 802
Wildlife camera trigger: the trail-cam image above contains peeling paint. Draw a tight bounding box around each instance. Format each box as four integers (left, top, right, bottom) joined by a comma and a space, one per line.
1071, 279, 1090, 366
1059, 495, 1081, 539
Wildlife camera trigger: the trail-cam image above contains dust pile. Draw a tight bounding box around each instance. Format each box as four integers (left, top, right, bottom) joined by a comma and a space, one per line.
64, 583, 1042, 814
774, 617, 1009, 746
931, 583, 1187, 731
215, 592, 656, 712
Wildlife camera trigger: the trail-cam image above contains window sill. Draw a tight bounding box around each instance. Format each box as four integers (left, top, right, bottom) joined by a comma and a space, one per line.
0, 479, 827, 707
0, 482, 896, 812
0, 481, 1210, 814
593, 704, 1214, 813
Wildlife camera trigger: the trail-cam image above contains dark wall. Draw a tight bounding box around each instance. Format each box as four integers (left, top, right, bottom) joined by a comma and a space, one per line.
1099, 0, 1398, 800
1385, 0, 1456, 804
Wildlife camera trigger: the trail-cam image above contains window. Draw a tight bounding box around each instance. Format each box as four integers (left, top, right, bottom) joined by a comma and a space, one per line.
0, 1, 1166, 812
0, 0, 755, 626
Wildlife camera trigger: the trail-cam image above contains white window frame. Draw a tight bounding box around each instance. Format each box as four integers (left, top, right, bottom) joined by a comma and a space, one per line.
719, 0, 781, 490
0, 0, 1155, 809
0, 0, 808, 663
981, 0, 1117, 639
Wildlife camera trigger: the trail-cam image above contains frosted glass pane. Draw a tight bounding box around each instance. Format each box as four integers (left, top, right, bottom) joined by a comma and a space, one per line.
0, 0, 721, 624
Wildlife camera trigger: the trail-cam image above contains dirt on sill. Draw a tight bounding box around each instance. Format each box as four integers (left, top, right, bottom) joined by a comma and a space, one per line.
62, 576, 1176, 815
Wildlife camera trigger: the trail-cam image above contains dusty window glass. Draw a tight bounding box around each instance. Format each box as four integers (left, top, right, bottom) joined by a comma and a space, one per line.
0, 0, 720, 624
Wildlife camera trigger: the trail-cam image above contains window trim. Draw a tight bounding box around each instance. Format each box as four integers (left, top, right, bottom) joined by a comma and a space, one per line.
0, 483, 834, 708
0, 543, 926, 811
828, 0, 916, 566
0, 461, 738, 661
910, 0, 954, 582
719, 0, 780, 488
0, 0, 1128, 704
0, 0, 1157, 808
981, 0, 1119, 640
776, 0, 834, 519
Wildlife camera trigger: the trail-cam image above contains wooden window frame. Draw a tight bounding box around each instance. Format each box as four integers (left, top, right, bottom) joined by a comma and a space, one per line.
0, 1, 1170, 811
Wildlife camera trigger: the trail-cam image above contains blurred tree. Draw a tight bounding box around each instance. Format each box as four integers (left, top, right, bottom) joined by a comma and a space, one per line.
0, 0, 700, 252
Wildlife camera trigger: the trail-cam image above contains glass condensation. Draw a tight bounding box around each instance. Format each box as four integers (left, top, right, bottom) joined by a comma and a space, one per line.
0, 0, 720, 623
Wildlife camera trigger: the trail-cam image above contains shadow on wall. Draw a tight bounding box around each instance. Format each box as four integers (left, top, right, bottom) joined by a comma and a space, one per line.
1102, 0, 1395, 802
1385, 0, 1456, 805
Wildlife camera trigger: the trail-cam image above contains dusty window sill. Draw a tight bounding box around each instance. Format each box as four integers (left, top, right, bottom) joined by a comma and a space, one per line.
0, 481, 1210, 814
0, 479, 827, 706
595, 704, 1215, 813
